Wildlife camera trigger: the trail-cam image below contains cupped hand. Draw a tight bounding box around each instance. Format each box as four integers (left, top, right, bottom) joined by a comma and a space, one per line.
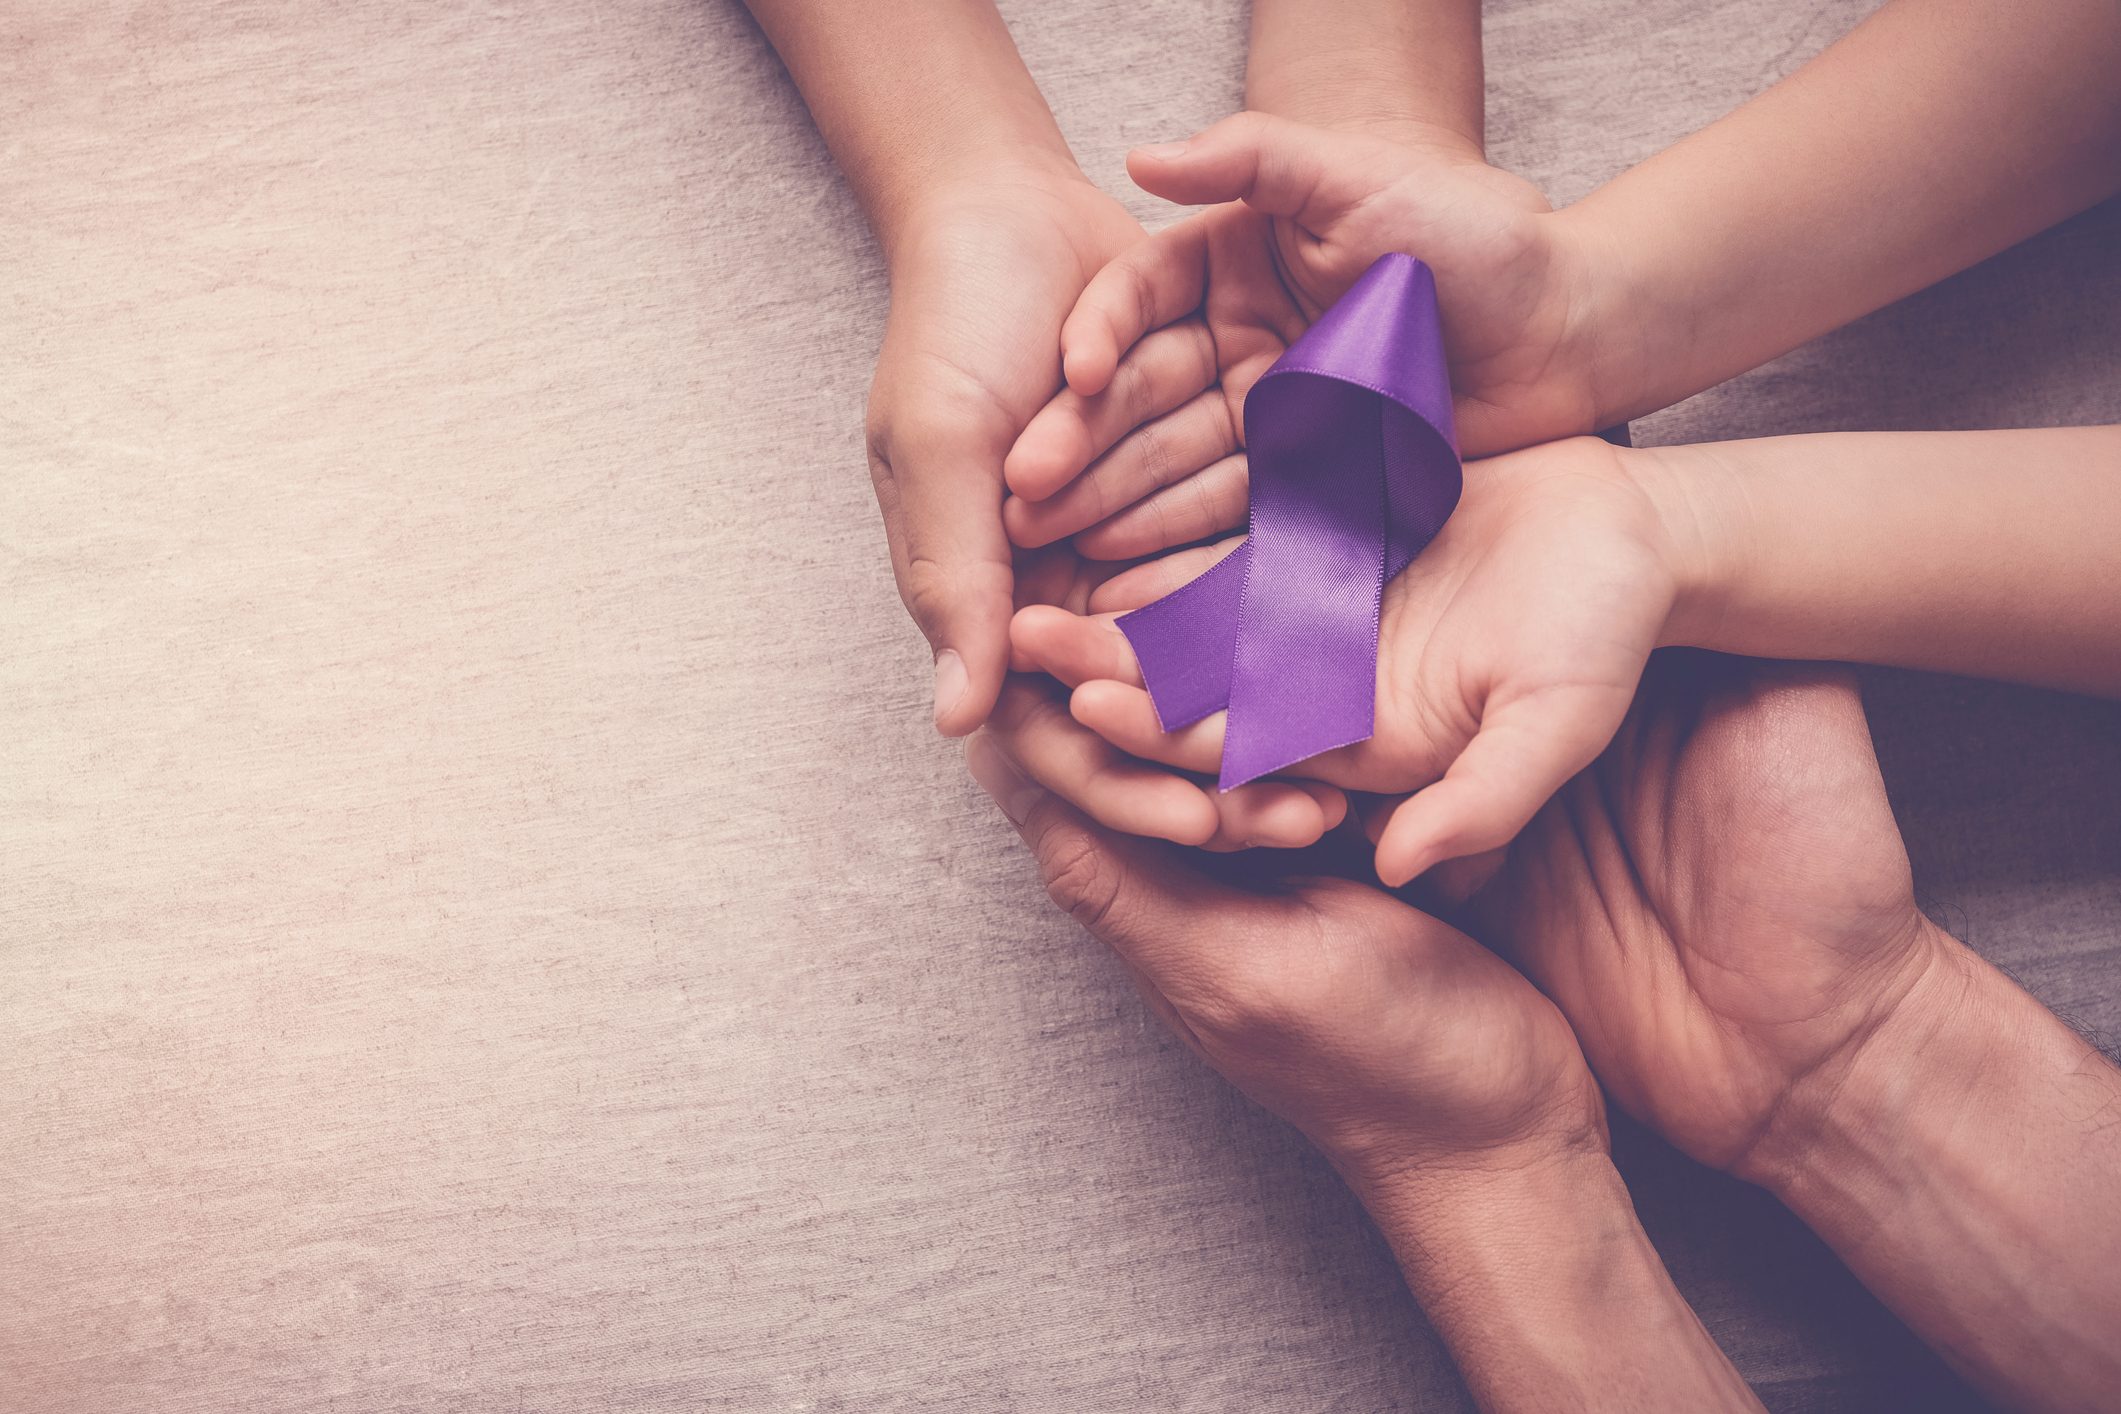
980, 673, 1349, 855
964, 731, 1606, 1190
1012, 436, 1689, 882
1000, 113, 1609, 559
864, 165, 1145, 734
1453, 652, 1939, 1179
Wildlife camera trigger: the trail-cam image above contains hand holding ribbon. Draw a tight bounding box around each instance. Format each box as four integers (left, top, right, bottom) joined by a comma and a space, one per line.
1118, 255, 1461, 789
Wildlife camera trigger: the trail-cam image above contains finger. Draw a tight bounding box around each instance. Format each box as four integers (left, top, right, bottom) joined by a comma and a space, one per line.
1010, 542, 1128, 618
1356, 792, 1406, 846
1127, 112, 1380, 230
1069, 680, 1227, 776
869, 410, 1019, 737
1059, 217, 1212, 398
1010, 605, 1145, 689
1005, 390, 1239, 548
987, 680, 1220, 847
1373, 688, 1624, 887
1005, 320, 1218, 501
1075, 453, 1249, 560
1086, 535, 1245, 614
990, 668, 1305, 855
1210, 779, 1346, 850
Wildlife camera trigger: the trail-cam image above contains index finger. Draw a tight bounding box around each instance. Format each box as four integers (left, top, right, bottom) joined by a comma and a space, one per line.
1059, 215, 1212, 398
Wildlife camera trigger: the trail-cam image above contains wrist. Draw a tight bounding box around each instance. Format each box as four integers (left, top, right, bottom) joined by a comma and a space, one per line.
1735, 918, 1990, 1199
1250, 58, 1486, 159
752, 0, 1084, 262
1358, 1145, 1758, 1412
873, 145, 1089, 270
1622, 440, 1748, 651
1547, 197, 1684, 436
1245, 3, 1485, 159
1738, 922, 2121, 1403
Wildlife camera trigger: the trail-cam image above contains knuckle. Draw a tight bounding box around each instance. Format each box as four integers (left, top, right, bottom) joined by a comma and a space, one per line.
897, 553, 955, 630
1147, 484, 1179, 550
1038, 829, 1126, 934
1127, 263, 1160, 342
1130, 422, 1173, 492
1190, 466, 1224, 531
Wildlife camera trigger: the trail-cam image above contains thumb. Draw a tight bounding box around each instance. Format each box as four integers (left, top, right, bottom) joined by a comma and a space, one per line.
869, 421, 1016, 736
1373, 688, 1623, 887
1126, 111, 1376, 231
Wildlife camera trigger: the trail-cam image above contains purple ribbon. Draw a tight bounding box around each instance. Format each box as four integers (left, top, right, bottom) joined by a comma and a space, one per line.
1117, 254, 1462, 789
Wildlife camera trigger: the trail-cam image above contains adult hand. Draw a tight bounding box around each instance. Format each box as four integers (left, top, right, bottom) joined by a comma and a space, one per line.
1459, 652, 2121, 1409
866, 165, 1146, 733
1455, 653, 1935, 1179
964, 731, 1600, 1180
965, 730, 1763, 1412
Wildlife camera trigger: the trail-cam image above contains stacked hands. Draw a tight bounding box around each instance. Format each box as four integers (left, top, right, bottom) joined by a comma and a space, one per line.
750, 0, 2121, 1406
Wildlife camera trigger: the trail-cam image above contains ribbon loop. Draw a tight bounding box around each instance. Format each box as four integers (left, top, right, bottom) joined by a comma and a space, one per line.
1117, 254, 1462, 789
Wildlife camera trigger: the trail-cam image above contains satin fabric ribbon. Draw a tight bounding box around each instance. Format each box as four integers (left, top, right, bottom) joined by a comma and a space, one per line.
1117, 254, 1462, 790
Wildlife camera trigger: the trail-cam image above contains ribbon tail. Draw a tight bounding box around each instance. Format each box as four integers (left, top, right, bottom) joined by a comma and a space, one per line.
1116, 542, 1249, 732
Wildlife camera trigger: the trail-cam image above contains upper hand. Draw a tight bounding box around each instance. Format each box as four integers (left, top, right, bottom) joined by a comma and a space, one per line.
998, 113, 1612, 560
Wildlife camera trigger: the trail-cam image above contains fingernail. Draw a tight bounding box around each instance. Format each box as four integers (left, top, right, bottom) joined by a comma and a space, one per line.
966, 735, 1044, 826
1132, 141, 1190, 161
932, 649, 969, 733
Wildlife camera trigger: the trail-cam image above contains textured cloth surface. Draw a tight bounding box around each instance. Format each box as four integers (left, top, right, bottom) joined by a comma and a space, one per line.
3, 3, 2118, 1411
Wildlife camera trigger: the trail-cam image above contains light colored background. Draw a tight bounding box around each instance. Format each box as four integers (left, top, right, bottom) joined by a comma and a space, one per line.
4, 2, 2117, 1410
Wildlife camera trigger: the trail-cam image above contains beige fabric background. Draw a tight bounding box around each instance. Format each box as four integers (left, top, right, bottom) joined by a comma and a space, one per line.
4, 2, 2117, 1410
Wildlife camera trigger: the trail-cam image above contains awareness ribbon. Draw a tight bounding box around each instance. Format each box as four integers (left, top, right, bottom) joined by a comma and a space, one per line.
1117, 254, 1463, 789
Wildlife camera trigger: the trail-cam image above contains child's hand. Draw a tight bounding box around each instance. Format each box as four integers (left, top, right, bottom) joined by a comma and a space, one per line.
1012, 437, 1701, 884
1000, 113, 1617, 558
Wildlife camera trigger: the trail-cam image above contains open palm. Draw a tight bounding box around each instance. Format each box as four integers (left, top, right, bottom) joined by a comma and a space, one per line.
1459, 653, 1938, 1178
1010, 436, 1681, 882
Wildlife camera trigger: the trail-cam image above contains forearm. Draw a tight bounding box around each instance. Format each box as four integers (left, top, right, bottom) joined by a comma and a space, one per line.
1745, 924, 2121, 1411
1647, 426, 2121, 697
743, 0, 1078, 257
1350, 1152, 1760, 1412
1565, 0, 2121, 424
1246, 0, 1484, 154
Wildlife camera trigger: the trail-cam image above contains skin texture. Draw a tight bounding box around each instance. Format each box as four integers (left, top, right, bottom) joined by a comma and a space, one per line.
990, 645, 2121, 1410
966, 731, 1763, 1413
1453, 652, 2121, 1411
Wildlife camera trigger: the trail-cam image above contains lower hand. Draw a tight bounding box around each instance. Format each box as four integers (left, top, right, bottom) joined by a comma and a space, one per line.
966, 728, 1765, 1412
1456, 652, 1940, 1180
963, 732, 1604, 1192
